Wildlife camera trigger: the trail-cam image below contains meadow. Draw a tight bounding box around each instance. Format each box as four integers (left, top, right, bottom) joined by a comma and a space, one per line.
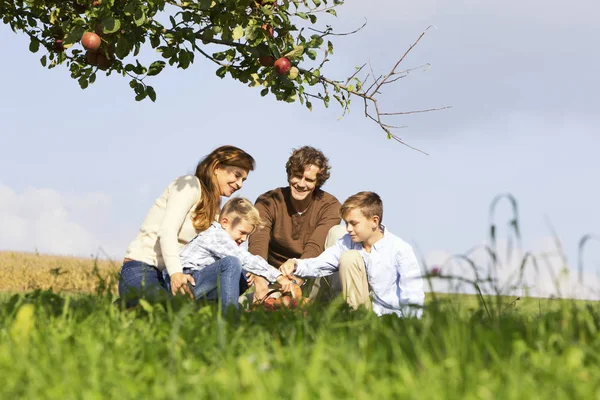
1, 191, 599, 400
0, 250, 599, 399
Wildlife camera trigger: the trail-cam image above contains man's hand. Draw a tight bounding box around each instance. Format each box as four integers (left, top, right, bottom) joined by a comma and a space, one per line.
280, 259, 297, 277
170, 272, 195, 299
276, 275, 295, 294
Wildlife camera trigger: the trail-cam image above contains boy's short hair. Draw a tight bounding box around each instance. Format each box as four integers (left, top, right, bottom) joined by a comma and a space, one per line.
220, 197, 264, 230
285, 146, 331, 190
340, 191, 384, 224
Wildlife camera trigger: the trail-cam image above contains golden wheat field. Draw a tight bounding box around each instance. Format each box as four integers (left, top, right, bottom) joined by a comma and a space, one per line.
0, 251, 121, 294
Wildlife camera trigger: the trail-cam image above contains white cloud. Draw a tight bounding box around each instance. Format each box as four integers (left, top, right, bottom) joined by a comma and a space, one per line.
0, 184, 128, 259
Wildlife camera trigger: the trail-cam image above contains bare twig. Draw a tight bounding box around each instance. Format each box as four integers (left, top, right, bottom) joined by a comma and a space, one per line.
308, 19, 368, 37
380, 106, 452, 116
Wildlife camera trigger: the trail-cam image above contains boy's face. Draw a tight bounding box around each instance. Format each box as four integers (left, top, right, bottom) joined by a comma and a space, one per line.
221, 216, 255, 246
343, 208, 379, 243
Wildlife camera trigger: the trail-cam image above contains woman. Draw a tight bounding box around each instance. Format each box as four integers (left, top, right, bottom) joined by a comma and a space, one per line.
118, 145, 255, 307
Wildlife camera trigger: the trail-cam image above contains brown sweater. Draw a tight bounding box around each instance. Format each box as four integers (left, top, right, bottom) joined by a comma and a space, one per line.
248, 187, 342, 268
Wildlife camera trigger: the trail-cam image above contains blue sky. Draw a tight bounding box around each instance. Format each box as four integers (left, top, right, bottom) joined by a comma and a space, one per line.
1, 0, 599, 297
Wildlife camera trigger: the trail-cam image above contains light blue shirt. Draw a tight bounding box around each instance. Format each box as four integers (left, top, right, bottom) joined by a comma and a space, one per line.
175, 222, 282, 283
295, 227, 425, 317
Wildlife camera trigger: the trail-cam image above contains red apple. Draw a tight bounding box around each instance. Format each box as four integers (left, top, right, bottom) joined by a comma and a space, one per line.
281, 295, 292, 308
53, 39, 64, 52
81, 32, 101, 51
274, 57, 291, 75
261, 24, 274, 38
86, 49, 113, 70
259, 55, 275, 67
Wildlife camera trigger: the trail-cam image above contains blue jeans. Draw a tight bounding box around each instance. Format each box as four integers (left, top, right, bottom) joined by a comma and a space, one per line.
118, 260, 169, 308
166, 256, 248, 312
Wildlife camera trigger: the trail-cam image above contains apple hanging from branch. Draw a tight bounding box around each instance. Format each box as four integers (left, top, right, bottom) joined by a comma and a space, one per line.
274, 57, 291, 75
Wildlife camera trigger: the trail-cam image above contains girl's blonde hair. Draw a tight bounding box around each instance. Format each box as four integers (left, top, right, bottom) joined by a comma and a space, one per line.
220, 197, 264, 231
192, 145, 255, 232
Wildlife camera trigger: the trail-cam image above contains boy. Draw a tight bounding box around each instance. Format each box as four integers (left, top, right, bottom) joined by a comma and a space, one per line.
168, 197, 295, 311
279, 191, 425, 317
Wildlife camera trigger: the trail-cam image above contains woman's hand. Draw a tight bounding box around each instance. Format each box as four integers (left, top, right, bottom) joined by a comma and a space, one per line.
246, 272, 256, 286
170, 272, 195, 299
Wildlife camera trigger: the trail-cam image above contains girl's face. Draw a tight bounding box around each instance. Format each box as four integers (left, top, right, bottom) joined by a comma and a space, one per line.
214, 165, 248, 197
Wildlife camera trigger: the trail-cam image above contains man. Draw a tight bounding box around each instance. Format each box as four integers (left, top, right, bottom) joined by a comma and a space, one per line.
248, 146, 343, 300
280, 191, 425, 317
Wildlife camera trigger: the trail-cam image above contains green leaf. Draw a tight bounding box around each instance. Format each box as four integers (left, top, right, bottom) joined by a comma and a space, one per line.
102, 18, 121, 34
283, 45, 304, 59
40, 55, 47, 67
150, 34, 160, 49
147, 61, 166, 76
308, 14, 317, 24
326, 9, 337, 16
179, 51, 192, 69
78, 76, 88, 89
115, 36, 130, 59
135, 91, 147, 101
29, 38, 39, 53
232, 26, 244, 40
64, 26, 86, 46
312, 0, 322, 6
134, 9, 146, 27
146, 86, 157, 102
89, 73, 96, 84
260, 88, 269, 97
216, 66, 227, 78
138, 299, 153, 312
123, 2, 136, 15
296, 12, 308, 20
199, 0, 214, 10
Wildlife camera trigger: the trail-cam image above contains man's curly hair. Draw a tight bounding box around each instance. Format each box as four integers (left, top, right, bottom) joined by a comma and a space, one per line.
285, 146, 332, 190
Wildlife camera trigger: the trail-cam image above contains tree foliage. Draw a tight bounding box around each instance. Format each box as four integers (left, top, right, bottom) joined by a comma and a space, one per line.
1, 0, 446, 147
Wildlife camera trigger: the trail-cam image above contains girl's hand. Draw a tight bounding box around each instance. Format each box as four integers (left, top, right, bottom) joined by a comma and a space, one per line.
170, 272, 195, 299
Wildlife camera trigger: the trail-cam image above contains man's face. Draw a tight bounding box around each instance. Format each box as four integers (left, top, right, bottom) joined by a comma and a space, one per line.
221, 217, 255, 246
344, 208, 379, 243
288, 164, 320, 202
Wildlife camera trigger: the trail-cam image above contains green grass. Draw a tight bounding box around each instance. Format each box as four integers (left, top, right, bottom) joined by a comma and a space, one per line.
1, 290, 599, 399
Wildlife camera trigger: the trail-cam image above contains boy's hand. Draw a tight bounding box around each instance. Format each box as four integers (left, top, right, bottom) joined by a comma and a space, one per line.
170, 272, 195, 299
276, 275, 294, 294
280, 259, 296, 277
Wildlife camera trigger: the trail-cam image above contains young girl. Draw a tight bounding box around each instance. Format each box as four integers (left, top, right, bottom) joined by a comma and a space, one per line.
172, 197, 295, 312
118, 145, 255, 307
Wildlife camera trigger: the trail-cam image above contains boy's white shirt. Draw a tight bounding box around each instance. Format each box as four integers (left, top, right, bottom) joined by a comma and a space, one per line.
173, 222, 282, 283
294, 226, 425, 317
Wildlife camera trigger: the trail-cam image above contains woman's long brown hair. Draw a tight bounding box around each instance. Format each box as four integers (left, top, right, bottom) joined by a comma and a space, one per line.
192, 145, 255, 232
